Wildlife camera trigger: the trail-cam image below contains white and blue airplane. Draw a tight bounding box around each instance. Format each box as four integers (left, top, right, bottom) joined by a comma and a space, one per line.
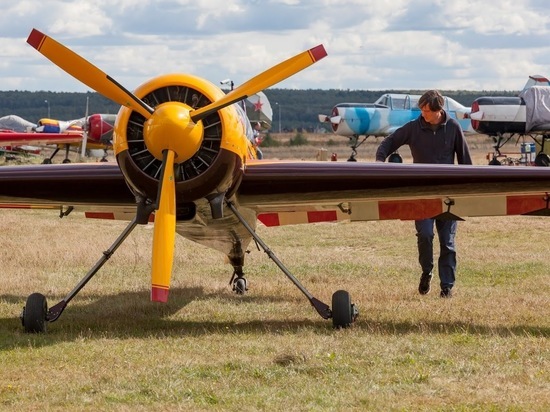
319, 93, 474, 161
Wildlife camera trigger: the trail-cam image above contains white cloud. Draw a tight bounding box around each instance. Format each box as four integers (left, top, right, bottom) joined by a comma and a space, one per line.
1, 0, 550, 92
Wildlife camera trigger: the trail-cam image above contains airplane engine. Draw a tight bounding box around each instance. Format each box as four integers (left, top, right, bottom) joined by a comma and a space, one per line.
87, 114, 116, 144
113, 74, 247, 208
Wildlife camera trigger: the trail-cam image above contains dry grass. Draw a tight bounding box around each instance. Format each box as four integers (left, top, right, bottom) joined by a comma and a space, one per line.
262, 132, 497, 164
0, 140, 549, 411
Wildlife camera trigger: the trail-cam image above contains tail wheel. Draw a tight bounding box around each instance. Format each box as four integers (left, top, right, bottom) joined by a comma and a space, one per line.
125, 85, 223, 182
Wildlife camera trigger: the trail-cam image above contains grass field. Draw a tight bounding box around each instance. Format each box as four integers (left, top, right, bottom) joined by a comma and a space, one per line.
0, 137, 549, 411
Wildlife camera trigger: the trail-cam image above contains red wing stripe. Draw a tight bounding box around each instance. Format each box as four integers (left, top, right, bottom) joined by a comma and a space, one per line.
258, 213, 280, 227
85, 212, 115, 220
379, 199, 442, 220
307, 210, 338, 223
507, 195, 548, 215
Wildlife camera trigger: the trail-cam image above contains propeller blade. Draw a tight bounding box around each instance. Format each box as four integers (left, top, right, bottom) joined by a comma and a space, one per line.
151, 150, 177, 303
27, 29, 153, 119
469, 111, 484, 121
190, 45, 327, 122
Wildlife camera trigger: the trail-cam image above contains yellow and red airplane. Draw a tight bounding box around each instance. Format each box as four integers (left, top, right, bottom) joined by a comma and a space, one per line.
1, 29, 550, 333
0, 113, 116, 163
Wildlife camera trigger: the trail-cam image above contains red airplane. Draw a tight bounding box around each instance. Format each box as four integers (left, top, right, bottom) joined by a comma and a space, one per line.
1, 29, 549, 333
0, 113, 115, 163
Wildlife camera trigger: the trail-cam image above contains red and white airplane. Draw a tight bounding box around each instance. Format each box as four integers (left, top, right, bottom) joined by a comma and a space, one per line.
1, 29, 550, 333
470, 75, 550, 166
0, 113, 116, 163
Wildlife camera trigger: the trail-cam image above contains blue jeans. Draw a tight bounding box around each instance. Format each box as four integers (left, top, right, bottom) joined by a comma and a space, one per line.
415, 219, 457, 290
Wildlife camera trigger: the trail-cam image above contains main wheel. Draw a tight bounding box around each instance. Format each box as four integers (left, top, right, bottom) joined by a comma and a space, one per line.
331, 290, 355, 328
22, 293, 48, 333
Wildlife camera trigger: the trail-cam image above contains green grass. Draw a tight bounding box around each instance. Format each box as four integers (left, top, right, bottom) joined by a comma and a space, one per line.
0, 208, 549, 411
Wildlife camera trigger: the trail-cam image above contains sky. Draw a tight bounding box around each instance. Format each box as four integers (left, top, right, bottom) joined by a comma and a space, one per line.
1, 0, 549, 93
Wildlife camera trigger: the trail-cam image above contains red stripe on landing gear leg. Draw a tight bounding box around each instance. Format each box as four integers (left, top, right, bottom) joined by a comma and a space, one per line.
378, 199, 442, 220
151, 286, 169, 303
507, 194, 548, 215
258, 213, 280, 227
307, 210, 338, 223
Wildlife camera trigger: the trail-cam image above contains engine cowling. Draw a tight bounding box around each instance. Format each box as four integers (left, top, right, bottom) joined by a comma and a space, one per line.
112, 73, 249, 206
87, 114, 116, 144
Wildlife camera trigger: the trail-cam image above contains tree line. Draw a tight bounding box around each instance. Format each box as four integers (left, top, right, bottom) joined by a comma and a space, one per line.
0, 88, 519, 132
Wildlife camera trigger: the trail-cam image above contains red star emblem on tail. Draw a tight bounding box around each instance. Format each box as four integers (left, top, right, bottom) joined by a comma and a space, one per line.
253, 99, 263, 111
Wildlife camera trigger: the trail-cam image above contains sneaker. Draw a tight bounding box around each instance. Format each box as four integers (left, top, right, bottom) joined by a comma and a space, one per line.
440, 288, 453, 298
418, 272, 432, 295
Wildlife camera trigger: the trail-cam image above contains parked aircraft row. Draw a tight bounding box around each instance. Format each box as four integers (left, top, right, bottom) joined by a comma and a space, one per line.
320, 75, 550, 165
0, 113, 116, 163
1, 29, 549, 334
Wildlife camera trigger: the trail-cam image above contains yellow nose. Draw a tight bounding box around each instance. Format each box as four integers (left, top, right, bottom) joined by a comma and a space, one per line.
143, 102, 204, 162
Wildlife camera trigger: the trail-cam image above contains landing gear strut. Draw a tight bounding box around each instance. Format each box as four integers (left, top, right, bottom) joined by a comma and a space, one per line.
347, 135, 368, 162
226, 200, 358, 328
20, 200, 154, 333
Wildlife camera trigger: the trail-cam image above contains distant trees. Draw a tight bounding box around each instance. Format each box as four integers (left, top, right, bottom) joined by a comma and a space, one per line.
0, 88, 519, 132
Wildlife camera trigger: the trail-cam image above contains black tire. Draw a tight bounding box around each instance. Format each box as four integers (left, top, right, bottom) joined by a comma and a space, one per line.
23, 293, 48, 333
42, 158, 52, 164
62, 158, 71, 164
332, 290, 353, 328
534, 153, 550, 167
488, 158, 502, 165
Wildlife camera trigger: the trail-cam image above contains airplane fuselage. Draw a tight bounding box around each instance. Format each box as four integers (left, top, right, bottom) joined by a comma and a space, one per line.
322, 94, 474, 137
470, 96, 550, 136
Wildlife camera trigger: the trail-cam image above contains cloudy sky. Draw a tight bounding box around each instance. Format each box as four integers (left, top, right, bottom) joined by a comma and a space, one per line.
1, 0, 549, 93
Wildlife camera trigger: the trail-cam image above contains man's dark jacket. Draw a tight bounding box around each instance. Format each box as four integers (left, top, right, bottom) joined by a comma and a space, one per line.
375, 111, 472, 165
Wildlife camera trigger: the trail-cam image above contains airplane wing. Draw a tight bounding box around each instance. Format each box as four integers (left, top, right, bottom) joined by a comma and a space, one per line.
1, 161, 548, 221
0, 131, 84, 146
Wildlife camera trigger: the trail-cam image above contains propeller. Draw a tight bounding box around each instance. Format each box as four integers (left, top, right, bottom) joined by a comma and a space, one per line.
151, 150, 176, 302
27, 29, 154, 120
27, 28, 327, 302
190, 44, 327, 123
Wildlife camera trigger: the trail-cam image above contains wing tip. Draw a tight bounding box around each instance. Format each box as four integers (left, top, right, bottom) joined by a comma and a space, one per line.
27, 28, 45, 50
309, 45, 328, 62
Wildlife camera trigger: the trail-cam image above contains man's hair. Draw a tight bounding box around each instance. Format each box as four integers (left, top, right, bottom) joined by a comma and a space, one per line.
418, 90, 444, 111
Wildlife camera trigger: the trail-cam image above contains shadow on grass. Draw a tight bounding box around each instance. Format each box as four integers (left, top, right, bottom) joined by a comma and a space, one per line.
0, 286, 327, 348
1, 286, 548, 348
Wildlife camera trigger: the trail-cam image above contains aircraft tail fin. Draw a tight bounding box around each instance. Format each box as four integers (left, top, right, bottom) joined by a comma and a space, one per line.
522, 75, 550, 91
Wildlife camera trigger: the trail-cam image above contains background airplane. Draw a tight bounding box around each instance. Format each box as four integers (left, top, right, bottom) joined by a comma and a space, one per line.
2, 29, 550, 334
318, 93, 474, 161
0, 113, 116, 163
469, 75, 550, 166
